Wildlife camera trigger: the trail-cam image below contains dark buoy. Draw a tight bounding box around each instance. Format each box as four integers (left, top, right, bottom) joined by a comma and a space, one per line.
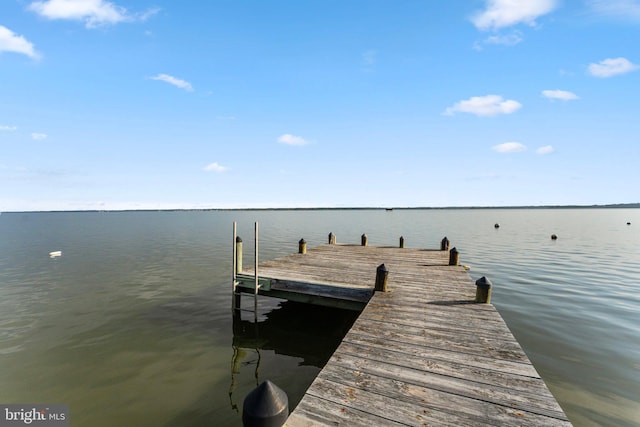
627, 222, 631, 225
551, 234, 558, 240
243, 380, 289, 427
494, 223, 500, 229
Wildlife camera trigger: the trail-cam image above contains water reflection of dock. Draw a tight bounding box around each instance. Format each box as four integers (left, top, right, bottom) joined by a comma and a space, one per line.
231, 302, 358, 367
233, 228, 571, 426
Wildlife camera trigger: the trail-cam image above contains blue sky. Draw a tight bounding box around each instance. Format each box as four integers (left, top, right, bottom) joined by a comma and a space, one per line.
1, 0, 639, 211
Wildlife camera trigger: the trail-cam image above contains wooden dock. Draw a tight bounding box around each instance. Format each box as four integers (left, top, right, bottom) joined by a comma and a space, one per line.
236, 241, 571, 426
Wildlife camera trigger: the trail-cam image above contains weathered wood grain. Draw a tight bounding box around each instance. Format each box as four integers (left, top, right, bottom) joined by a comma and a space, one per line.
239, 243, 571, 426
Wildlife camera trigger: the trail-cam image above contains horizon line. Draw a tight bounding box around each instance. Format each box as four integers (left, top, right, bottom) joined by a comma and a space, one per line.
2, 202, 639, 214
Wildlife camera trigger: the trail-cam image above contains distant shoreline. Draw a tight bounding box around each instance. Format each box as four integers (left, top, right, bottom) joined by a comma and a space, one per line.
2, 203, 639, 214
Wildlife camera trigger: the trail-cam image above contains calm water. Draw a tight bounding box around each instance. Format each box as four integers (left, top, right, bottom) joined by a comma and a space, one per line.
0, 209, 638, 426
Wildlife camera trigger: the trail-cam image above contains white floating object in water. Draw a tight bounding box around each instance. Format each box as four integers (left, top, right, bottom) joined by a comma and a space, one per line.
49, 250, 62, 258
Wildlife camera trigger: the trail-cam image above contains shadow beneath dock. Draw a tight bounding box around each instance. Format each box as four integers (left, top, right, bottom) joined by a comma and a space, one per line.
232, 301, 359, 367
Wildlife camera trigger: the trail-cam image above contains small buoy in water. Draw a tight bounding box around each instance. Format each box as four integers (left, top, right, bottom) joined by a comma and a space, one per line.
627, 222, 631, 225
551, 234, 558, 240
49, 250, 62, 258
494, 223, 500, 228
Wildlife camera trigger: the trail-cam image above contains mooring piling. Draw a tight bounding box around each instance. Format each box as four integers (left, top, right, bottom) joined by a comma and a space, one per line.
328, 232, 336, 244
375, 263, 389, 292
441, 236, 450, 251
475, 276, 492, 304
449, 247, 459, 266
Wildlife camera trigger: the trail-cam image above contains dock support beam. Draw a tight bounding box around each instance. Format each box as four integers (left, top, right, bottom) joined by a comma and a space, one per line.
399, 236, 405, 248
298, 239, 307, 254
361, 234, 368, 246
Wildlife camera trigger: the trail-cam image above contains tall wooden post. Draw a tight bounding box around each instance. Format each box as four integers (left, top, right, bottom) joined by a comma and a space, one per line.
375, 264, 389, 292
399, 236, 405, 248
298, 238, 307, 254
475, 276, 492, 303
232, 222, 241, 311
328, 232, 336, 244
236, 236, 243, 273
253, 222, 259, 320
449, 247, 459, 266
361, 234, 368, 246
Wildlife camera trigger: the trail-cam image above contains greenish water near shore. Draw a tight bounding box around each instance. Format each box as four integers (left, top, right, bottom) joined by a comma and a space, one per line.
1, 209, 638, 426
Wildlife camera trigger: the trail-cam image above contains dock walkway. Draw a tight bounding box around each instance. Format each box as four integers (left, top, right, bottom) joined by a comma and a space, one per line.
238, 243, 571, 426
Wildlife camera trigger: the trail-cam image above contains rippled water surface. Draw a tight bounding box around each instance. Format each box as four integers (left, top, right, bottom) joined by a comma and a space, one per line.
0, 209, 638, 426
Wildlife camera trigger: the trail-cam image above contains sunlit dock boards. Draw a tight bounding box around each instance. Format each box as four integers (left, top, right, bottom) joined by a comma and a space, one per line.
238, 243, 571, 426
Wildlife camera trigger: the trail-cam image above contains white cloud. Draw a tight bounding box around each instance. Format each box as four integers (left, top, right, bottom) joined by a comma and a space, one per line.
277, 134, 310, 146
29, 0, 129, 28
537, 145, 554, 154
444, 95, 522, 117
0, 125, 18, 131
150, 74, 194, 92
493, 142, 527, 153
28, 0, 158, 28
588, 57, 639, 77
31, 133, 48, 140
0, 25, 40, 59
472, 0, 558, 31
542, 89, 579, 100
587, 0, 640, 21
203, 162, 229, 173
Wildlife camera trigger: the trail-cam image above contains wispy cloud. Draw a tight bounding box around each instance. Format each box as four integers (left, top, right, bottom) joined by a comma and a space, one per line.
474, 32, 523, 51
542, 89, 579, 100
277, 134, 310, 146
28, 0, 158, 28
537, 145, 554, 154
0, 25, 40, 59
471, 0, 558, 31
444, 95, 522, 117
203, 162, 229, 173
31, 133, 48, 140
493, 142, 527, 153
587, 0, 640, 22
150, 74, 194, 92
0, 125, 18, 131
588, 57, 639, 77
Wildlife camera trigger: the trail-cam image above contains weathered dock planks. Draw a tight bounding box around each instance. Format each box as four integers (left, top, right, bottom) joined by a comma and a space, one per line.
240, 243, 571, 426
